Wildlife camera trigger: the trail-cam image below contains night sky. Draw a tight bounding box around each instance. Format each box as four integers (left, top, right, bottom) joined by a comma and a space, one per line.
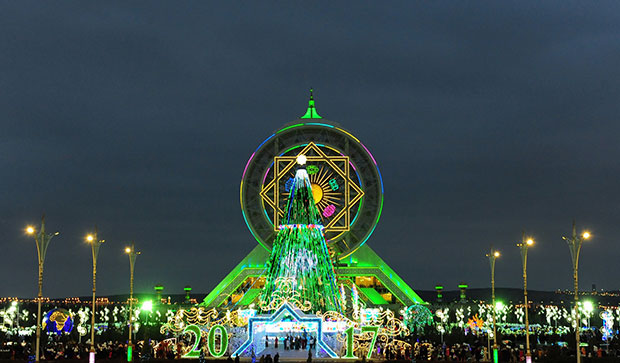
2, 2, 620, 299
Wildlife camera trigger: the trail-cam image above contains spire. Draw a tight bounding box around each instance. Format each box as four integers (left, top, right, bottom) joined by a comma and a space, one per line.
300, 88, 322, 119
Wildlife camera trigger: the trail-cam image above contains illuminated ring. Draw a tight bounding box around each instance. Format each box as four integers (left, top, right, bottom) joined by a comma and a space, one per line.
240, 120, 383, 260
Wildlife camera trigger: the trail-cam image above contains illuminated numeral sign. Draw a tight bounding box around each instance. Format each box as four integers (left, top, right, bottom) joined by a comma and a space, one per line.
343, 326, 356, 358
208, 325, 228, 358
181, 325, 202, 358
361, 326, 379, 359
343, 325, 380, 359
181, 325, 229, 358
181, 323, 379, 359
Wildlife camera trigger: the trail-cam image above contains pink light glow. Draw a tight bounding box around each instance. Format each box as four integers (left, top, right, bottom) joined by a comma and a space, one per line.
360, 142, 377, 165
241, 152, 256, 181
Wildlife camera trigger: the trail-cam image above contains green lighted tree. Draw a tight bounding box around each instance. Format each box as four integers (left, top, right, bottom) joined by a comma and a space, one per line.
259, 159, 341, 313
404, 304, 434, 333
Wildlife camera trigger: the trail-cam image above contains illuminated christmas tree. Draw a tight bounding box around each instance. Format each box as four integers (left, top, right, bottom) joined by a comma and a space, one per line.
259, 155, 342, 313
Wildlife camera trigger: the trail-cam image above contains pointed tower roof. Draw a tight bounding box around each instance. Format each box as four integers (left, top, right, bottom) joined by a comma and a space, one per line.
300, 88, 322, 119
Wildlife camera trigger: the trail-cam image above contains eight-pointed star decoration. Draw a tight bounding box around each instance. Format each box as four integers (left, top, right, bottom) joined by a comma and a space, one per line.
233, 302, 339, 358
260, 142, 364, 235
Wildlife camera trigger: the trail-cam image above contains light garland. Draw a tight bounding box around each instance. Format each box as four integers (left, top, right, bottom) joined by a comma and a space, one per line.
277, 224, 324, 230
259, 277, 313, 312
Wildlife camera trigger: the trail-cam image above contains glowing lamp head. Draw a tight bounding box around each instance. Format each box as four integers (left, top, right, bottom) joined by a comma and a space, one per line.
86, 235, 94, 242
494, 251, 500, 258
296, 154, 307, 166
495, 301, 504, 310
141, 300, 153, 312
526, 238, 534, 246
582, 232, 591, 239
26, 226, 35, 235
583, 300, 594, 312
125, 247, 131, 254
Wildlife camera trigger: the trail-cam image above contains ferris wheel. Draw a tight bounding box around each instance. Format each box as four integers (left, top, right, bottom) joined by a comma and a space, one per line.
240, 117, 384, 260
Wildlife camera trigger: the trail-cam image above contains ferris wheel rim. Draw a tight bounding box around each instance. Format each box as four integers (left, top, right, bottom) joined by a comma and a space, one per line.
240, 120, 384, 259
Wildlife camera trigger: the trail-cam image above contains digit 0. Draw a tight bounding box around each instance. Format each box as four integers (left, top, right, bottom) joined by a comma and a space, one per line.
207, 324, 228, 358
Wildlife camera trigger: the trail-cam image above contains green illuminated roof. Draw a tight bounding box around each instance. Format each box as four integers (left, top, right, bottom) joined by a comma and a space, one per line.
202, 245, 270, 307
458, 284, 469, 288
360, 288, 389, 305
300, 89, 322, 119
338, 244, 425, 305
202, 243, 425, 308
238, 288, 262, 306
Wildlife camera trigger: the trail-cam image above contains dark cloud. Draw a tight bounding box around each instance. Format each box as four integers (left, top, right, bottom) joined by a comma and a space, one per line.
1, 1, 619, 298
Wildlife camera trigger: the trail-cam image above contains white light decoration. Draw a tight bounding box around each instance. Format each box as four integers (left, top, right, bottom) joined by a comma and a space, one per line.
296, 154, 307, 165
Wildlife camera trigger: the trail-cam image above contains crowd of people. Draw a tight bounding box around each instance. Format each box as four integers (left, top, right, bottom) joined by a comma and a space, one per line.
0, 338, 184, 361
0, 340, 130, 361
380, 340, 620, 362
3, 336, 620, 361
263, 334, 317, 351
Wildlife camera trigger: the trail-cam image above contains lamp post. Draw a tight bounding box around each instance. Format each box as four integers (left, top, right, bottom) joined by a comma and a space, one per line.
26, 215, 59, 363
86, 228, 104, 363
517, 233, 534, 363
487, 249, 500, 363
125, 243, 140, 362
563, 221, 590, 363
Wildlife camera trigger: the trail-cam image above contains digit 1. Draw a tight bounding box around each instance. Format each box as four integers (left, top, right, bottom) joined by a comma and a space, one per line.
343, 326, 357, 358
181, 325, 202, 358
361, 326, 380, 359
207, 324, 228, 358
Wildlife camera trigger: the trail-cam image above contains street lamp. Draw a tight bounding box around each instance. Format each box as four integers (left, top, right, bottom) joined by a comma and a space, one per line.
86, 228, 104, 363
486, 249, 500, 363
125, 243, 140, 362
563, 221, 590, 363
517, 233, 534, 363
25, 215, 59, 363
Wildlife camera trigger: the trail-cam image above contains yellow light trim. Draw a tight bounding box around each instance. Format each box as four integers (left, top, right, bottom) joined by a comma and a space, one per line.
335, 127, 360, 143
